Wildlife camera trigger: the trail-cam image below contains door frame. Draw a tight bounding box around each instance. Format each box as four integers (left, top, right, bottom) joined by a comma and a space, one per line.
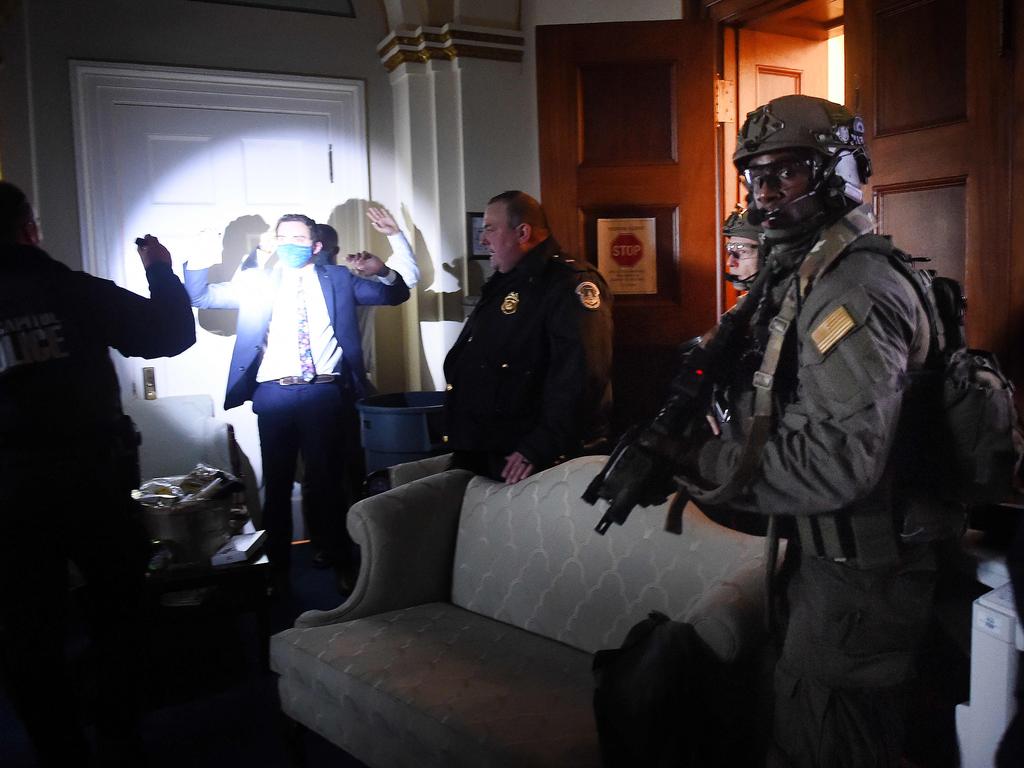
69, 61, 367, 280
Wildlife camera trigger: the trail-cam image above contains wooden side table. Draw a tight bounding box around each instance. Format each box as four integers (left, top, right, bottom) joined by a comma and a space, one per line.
145, 554, 273, 670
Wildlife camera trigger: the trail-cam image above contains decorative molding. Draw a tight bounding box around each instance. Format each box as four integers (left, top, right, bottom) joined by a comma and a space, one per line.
187, 0, 354, 17
871, 174, 967, 233
378, 23, 524, 71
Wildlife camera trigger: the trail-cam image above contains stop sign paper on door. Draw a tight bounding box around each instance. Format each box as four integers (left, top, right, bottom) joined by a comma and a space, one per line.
610, 233, 644, 267
597, 217, 657, 295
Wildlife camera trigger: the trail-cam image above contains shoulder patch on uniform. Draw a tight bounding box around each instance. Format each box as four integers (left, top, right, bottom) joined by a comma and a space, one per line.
575, 281, 601, 310
811, 305, 856, 355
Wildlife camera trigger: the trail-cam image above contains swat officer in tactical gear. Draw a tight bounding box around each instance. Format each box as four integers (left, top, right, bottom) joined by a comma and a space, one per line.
707, 207, 764, 440
683, 95, 954, 767
722, 207, 762, 293
443, 190, 613, 484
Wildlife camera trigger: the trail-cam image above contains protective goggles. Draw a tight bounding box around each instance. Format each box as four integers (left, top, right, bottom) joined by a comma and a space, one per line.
742, 157, 816, 189
725, 243, 758, 259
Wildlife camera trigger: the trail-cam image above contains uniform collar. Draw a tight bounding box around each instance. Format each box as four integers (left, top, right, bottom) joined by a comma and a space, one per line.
0, 243, 63, 271
481, 236, 561, 298
511, 236, 562, 279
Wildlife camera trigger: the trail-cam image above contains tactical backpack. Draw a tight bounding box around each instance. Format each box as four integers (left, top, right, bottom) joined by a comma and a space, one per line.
850, 234, 1021, 505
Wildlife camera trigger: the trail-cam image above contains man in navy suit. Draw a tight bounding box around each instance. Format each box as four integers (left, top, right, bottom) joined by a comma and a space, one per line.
185, 213, 410, 591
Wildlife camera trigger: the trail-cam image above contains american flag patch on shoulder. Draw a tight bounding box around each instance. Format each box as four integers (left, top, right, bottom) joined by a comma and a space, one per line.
811, 305, 856, 355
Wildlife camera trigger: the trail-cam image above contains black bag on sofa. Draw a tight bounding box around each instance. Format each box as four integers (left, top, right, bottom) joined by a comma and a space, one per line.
592, 611, 711, 768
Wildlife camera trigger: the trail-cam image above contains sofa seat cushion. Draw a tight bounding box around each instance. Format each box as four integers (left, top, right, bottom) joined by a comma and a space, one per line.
271, 601, 600, 768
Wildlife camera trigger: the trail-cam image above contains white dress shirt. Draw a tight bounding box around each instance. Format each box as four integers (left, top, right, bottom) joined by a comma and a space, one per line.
256, 265, 339, 382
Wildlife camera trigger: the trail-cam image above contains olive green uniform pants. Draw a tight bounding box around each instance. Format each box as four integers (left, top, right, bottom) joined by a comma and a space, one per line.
768, 544, 937, 768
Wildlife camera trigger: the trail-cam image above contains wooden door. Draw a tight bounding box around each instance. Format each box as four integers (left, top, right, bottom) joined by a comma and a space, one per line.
846, 0, 1015, 366
537, 20, 717, 434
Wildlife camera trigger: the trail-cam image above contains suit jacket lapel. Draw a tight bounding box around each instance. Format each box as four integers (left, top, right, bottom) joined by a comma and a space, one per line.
258, 266, 282, 335
317, 264, 338, 331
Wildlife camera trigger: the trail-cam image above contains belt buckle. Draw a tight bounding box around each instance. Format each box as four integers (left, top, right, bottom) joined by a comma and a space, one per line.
278, 374, 335, 385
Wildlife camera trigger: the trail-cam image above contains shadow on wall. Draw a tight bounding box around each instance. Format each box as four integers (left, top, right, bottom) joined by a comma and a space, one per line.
189, 200, 474, 394
196, 214, 270, 337
326, 199, 432, 393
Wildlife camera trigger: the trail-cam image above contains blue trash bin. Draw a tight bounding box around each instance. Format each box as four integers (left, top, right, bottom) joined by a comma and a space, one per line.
355, 391, 447, 474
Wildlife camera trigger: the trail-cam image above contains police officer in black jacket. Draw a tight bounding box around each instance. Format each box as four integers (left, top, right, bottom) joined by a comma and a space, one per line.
444, 191, 612, 483
0, 181, 195, 766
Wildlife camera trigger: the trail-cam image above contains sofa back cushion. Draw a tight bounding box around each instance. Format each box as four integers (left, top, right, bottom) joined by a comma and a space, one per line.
451, 456, 767, 656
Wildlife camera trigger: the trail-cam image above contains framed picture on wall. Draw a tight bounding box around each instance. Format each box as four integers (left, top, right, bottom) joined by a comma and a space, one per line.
467, 212, 489, 259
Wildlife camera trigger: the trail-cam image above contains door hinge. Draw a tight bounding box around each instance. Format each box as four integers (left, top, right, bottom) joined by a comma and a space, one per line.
715, 79, 736, 124
328, 144, 334, 183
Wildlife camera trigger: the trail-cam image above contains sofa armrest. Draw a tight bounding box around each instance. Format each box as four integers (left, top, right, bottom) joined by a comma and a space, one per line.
387, 452, 453, 488
295, 468, 473, 628
689, 537, 786, 664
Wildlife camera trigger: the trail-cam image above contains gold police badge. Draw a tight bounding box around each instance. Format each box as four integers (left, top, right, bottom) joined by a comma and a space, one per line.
576, 281, 601, 310
501, 291, 520, 315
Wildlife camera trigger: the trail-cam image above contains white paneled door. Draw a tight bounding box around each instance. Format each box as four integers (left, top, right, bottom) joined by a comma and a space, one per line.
71, 62, 369, 483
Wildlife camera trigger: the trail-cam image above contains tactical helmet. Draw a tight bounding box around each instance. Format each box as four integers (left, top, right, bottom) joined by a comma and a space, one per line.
721, 207, 761, 241
734, 95, 871, 215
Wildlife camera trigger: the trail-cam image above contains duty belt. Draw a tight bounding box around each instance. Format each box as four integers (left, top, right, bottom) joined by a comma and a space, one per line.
795, 511, 900, 569
276, 374, 338, 385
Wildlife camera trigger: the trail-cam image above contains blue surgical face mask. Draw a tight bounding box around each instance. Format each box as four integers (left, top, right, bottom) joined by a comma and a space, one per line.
277, 243, 314, 268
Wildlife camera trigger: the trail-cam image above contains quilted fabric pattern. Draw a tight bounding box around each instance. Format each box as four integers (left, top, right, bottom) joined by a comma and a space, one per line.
451, 455, 766, 655
272, 602, 599, 768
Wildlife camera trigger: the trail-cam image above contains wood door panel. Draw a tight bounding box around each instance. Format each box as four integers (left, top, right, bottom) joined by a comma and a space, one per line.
579, 61, 677, 165
875, 0, 966, 135
576, 166, 693, 200
875, 180, 967, 283
869, 122, 969, 181
539, 19, 716, 432
755, 65, 802, 101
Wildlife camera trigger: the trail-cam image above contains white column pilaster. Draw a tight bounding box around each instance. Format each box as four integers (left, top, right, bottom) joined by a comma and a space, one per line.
379, 23, 525, 390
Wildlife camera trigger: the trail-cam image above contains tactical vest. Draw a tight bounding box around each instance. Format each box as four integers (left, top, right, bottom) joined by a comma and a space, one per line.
688, 210, 940, 568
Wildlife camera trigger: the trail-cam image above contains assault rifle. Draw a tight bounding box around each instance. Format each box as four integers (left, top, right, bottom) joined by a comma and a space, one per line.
583, 270, 769, 535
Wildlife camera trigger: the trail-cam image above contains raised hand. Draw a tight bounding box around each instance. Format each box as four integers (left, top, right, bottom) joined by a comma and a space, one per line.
136, 234, 173, 269
346, 250, 389, 277
366, 207, 400, 236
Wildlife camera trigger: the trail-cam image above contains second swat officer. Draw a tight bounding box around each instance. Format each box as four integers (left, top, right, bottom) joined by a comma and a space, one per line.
444, 190, 613, 483
722, 206, 762, 293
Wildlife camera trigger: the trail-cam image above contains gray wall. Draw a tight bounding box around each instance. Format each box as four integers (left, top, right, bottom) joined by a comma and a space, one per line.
0, 0, 393, 268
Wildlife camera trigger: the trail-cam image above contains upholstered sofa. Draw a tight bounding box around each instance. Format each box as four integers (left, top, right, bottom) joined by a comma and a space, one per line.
270, 455, 771, 767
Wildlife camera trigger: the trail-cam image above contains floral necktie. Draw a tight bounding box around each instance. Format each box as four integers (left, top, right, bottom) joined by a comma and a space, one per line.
296, 277, 316, 382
